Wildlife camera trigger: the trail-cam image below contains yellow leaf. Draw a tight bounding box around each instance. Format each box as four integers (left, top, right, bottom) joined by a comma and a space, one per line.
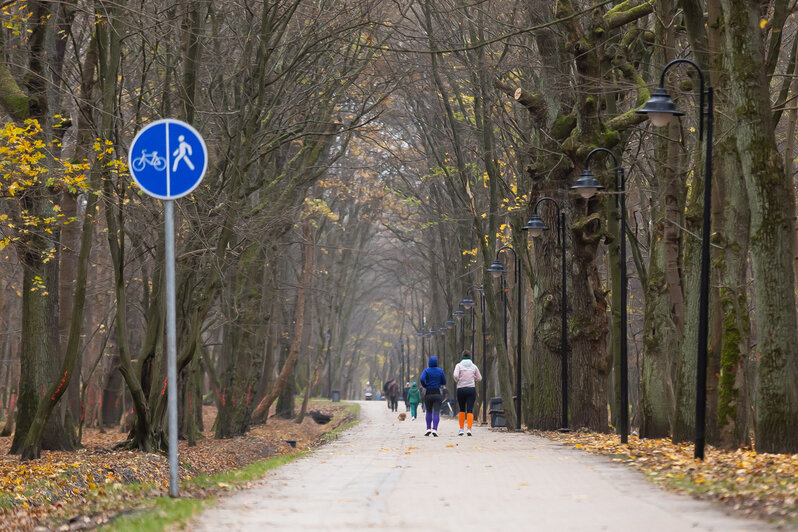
760, 19, 768, 28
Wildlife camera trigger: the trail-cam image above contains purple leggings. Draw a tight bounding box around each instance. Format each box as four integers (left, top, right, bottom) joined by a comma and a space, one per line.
424, 392, 442, 430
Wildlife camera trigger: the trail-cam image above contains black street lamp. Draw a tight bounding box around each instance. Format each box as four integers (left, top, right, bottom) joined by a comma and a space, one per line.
575, 147, 629, 444
325, 330, 332, 399
475, 285, 487, 424
637, 58, 714, 460
524, 197, 569, 431
462, 286, 485, 423
488, 246, 523, 431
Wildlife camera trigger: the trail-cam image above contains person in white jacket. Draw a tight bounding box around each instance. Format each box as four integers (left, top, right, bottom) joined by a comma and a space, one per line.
452, 350, 482, 436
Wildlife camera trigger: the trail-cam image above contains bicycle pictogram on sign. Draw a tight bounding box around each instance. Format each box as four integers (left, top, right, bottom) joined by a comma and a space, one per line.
131, 150, 167, 172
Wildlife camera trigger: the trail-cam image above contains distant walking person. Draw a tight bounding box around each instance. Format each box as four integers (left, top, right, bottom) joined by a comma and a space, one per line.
383, 380, 391, 409
453, 350, 482, 436
420, 356, 446, 436
406, 382, 421, 420
388, 379, 400, 412
403, 382, 411, 410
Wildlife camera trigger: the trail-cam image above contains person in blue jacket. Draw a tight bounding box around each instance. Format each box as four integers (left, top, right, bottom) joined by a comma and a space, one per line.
419, 356, 446, 436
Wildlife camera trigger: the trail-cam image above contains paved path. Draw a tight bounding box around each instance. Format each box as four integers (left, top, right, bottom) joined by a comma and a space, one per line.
191, 401, 777, 531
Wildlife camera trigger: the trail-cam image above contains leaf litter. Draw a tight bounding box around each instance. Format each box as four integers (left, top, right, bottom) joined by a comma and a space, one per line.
538, 430, 798, 526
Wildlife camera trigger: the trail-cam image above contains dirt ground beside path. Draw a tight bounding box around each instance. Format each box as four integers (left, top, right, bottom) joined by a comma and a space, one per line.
190, 400, 778, 532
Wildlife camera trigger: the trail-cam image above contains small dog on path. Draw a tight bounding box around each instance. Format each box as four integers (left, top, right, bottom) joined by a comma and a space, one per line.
397, 413, 406, 421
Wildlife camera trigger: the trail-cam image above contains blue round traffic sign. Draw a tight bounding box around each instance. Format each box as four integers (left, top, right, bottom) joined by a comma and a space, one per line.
128, 119, 208, 200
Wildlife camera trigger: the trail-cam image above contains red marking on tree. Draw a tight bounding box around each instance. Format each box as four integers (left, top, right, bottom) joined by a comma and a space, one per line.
41, 383, 46, 396
51, 374, 69, 401
222, 387, 226, 406
246, 385, 251, 405
161, 377, 168, 396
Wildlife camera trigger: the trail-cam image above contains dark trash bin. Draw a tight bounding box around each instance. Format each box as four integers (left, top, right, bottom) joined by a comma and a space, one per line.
332, 389, 341, 402
489, 397, 506, 428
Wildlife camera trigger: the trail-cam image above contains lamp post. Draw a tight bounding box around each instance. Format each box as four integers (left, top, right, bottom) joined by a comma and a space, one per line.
572, 147, 628, 444
524, 198, 569, 431
476, 286, 487, 424
462, 287, 484, 423
325, 330, 332, 399
637, 58, 714, 460
488, 246, 523, 431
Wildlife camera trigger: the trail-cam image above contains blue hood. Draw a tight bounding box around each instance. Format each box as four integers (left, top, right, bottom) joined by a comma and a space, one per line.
428, 356, 438, 368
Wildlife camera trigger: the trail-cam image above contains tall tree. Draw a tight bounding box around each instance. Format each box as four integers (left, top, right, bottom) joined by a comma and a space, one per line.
719, 0, 798, 453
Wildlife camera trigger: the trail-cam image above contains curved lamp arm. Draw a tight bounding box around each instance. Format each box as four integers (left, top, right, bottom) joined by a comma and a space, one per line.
658, 58, 708, 141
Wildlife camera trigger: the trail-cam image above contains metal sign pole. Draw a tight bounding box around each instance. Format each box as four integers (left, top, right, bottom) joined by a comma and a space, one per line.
129, 118, 207, 497
164, 199, 179, 497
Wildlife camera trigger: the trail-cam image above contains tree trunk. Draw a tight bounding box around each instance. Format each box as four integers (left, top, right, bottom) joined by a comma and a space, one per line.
251, 223, 314, 425
720, 0, 798, 453
18, 188, 98, 459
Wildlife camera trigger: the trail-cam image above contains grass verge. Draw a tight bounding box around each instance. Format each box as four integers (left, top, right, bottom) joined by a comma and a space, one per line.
101, 453, 306, 532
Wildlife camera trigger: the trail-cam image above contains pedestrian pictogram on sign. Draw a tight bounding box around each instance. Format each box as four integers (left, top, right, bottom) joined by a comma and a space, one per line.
128, 119, 207, 200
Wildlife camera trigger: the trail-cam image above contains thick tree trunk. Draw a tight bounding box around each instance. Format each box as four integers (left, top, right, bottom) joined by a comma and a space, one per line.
720, 0, 798, 453
568, 199, 611, 432
640, 5, 684, 438
529, 201, 565, 430
705, 5, 751, 449
18, 189, 98, 459
640, 115, 683, 438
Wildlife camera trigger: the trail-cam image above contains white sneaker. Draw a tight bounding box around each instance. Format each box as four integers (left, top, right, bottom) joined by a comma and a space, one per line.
466, 429, 472, 436
458, 429, 464, 436
431, 429, 438, 437
425, 429, 432, 436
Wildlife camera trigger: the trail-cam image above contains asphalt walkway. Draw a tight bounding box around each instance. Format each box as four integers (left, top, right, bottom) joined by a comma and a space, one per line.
191, 400, 776, 531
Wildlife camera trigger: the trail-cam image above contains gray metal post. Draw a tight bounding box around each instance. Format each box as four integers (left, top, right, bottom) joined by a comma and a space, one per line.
164, 200, 179, 497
